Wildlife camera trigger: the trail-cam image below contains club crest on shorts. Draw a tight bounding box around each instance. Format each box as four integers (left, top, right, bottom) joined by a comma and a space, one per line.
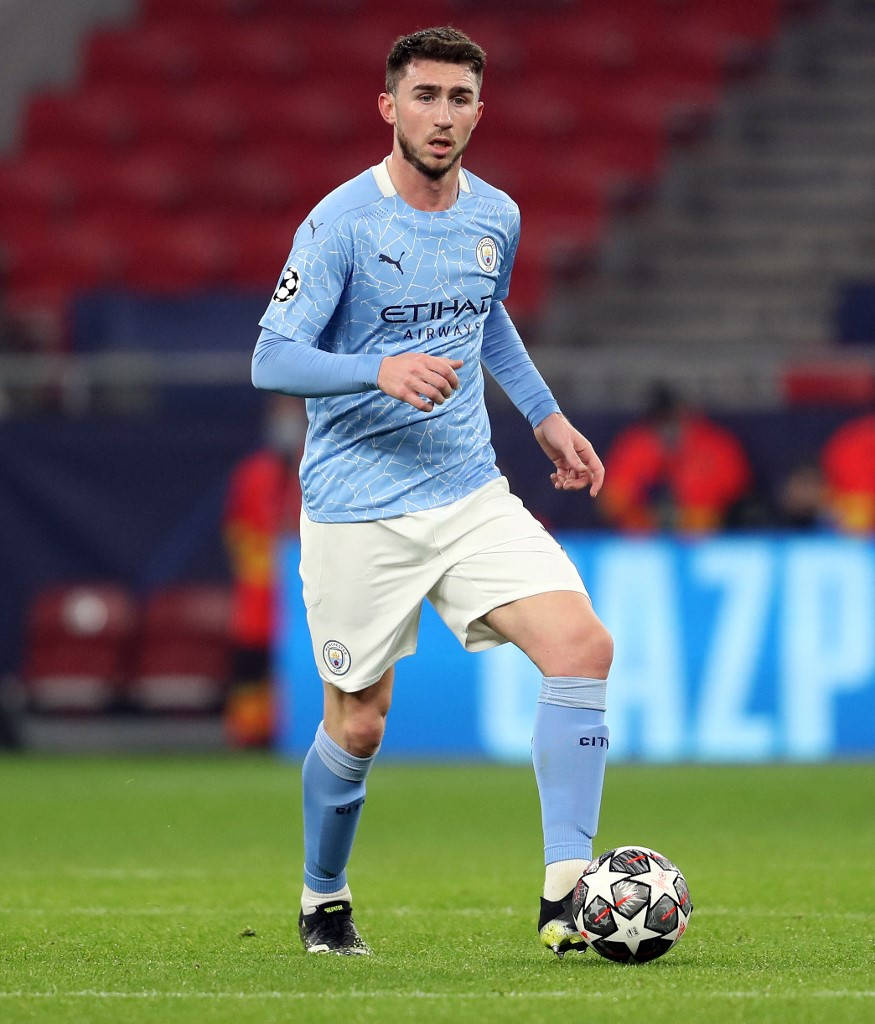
323, 640, 351, 676
273, 265, 301, 302
476, 236, 498, 273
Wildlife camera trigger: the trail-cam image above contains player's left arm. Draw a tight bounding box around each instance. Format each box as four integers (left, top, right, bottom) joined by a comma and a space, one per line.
480, 300, 604, 496
533, 412, 604, 497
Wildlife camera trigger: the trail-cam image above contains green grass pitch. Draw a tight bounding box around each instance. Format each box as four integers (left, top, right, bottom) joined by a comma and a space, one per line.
1, 755, 873, 1024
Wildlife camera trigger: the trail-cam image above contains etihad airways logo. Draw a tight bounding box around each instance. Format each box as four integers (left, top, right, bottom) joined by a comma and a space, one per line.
380, 294, 492, 325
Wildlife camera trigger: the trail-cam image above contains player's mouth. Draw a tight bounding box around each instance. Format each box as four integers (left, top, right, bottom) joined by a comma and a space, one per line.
427, 137, 453, 157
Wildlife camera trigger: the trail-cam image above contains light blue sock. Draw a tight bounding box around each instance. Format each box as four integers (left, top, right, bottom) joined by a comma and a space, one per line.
302, 722, 376, 894
532, 676, 609, 865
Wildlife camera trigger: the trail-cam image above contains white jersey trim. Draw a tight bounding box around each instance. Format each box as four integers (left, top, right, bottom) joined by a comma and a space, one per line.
372, 157, 395, 197
371, 157, 471, 198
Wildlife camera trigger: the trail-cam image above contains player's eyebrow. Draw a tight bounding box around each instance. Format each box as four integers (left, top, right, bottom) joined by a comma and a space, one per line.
411, 83, 476, 97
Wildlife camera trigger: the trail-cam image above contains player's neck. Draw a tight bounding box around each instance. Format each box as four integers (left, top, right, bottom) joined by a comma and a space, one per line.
386, 151, 460, 212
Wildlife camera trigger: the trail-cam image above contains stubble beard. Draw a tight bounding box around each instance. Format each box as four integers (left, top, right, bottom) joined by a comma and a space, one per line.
396, 124, 469, 181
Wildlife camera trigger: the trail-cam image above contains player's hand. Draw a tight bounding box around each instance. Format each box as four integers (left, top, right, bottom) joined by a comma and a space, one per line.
377, 353, 464, 412
534, 412, 605, 497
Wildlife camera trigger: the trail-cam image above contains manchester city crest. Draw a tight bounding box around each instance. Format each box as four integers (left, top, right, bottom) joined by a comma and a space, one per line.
476, 236, 498, 273
323, 640, 351, 676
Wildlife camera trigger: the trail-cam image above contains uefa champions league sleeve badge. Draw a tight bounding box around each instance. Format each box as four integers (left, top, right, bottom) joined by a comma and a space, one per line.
273, 265, 301, 303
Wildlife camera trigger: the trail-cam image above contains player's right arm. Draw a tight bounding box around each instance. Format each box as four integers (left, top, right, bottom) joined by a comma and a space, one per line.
253, 332, 462, 411
375, 352, 462, 411
252, 218, 461, 410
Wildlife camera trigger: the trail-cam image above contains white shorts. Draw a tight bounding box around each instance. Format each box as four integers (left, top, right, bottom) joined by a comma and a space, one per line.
299, 476, 588, 692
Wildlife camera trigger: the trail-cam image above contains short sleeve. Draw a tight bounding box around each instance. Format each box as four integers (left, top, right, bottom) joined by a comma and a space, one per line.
258, 219, 352, 346
493, 204, 520, 303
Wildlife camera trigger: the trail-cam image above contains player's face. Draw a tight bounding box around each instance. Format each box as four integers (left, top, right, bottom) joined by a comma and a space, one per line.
382, 59, 483, 180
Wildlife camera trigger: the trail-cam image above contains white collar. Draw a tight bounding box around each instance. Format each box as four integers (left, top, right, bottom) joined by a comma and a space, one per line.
371, 156, 470, 198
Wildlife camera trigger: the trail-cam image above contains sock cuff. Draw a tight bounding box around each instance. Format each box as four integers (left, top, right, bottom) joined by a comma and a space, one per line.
303, 866, 349, 894
539, 676, 607, 711
314, 722, 376, 782
543, 823, 594, 864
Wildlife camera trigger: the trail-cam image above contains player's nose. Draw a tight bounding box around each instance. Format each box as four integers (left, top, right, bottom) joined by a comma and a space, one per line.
434, 100, 453, 127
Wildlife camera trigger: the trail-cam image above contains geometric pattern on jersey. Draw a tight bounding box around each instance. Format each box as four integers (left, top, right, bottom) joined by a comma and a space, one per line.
259, 158, 521, 522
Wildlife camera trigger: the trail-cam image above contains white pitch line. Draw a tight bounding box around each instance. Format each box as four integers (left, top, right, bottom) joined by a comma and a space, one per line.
65, 868, 207, 879
0, 990, 871, 1002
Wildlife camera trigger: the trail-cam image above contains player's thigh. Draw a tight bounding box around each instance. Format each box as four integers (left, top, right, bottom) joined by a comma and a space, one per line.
482, 590, 613, 678
299, 512, 435, 692
428, 477, 589, 653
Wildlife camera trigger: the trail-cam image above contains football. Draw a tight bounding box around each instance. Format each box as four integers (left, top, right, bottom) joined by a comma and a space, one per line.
571, 846, 693, 963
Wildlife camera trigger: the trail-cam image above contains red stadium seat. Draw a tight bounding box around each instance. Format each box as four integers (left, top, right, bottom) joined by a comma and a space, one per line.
122, 215, 235, 292
141, 0, 259, 16
221, 211, 302, 288
3, 220, 126, 296
186, 19, 310, 84
141, 0, 364, 17
22, 584, 137, 712
695, 0, 781, 42
150, 85, 249, 148
0, 204, 55, 241
227, 79, 380, 147
506, 206, 605, 319
25, 88, 139, 152
84, 25, 203, 85
140, 0, 264, 17
202, 148, 301, 212
311, 138, 388, 186
1, 0, 789, 323
100, 149, 207, 213
128, 585, 232, 712
0, 154, 79, 215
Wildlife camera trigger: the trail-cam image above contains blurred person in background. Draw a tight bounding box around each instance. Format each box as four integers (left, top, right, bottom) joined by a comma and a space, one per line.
0, 675, 24, 749
600, 383, 753, 533
222, 395, 305, 747
821, 406, 875, 532
0, 271, 48, 417
775, 461, 829, 530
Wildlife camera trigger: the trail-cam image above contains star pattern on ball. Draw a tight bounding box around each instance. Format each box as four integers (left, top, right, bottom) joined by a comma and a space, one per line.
572, 846, 693, 963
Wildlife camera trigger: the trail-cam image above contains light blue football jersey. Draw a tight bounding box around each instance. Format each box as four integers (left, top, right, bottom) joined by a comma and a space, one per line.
259, 158, 521, 523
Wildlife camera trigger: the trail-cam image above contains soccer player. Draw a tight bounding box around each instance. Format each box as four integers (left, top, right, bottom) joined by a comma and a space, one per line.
251, 26, 613, 957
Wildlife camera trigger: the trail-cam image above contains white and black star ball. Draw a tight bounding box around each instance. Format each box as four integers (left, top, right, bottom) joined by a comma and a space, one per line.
571, 845, 693, 963
273, 265, 301, 303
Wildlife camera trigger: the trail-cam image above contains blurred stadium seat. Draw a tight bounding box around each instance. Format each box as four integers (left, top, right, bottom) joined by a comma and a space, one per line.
25, 88, 139, 151
0, 0, 798, 332
22, 584, 137, 713
121, 215, 235, 292
3, 219, 127, 303
84, 24, 204, 85
140, 0, 366, 16
0, 0, 790, 326
0, 153, 79, 216
127, 584, 232, 713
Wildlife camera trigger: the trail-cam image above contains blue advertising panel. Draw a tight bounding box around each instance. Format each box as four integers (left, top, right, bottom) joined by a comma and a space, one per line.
276, 536, 875, 761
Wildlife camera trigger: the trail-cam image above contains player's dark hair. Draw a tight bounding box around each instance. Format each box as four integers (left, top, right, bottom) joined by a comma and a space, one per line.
385, 26, 486, 95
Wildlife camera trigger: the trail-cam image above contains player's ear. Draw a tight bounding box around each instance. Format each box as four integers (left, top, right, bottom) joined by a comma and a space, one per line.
378, 92, 396, 126
472, 99, 484, 130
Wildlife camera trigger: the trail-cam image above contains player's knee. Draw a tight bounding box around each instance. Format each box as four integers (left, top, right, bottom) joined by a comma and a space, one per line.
341, 711, 386, 758
586, 623, 614, 678
553, 619, 613, 679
